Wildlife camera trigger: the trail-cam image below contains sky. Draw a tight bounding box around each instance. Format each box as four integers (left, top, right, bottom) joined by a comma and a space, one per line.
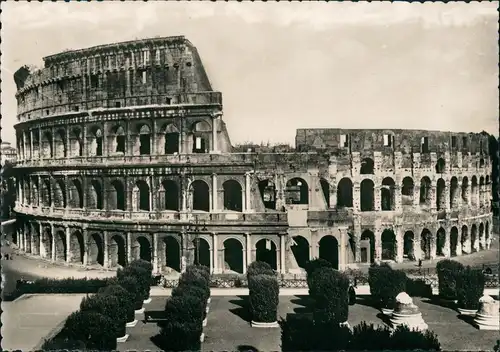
1, 2, 499, 146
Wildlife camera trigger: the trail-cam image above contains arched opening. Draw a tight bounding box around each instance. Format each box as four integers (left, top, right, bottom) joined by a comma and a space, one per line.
160, 180, 179, 211
381, 229, 396, 260
337, 178, 353, 208
135, 180, 150, 211
461, 177, 469, 203
401, 177, 414, 206
41, 131, 53, 158
290, 235, 309, 269
89, 180, 103, 210
435, 158, 446, 174
11, 231, 18, 245
190, 180, 210, 211
479, 177, 485, 207
223, 180, 243, 212
420, 229, 432, 260
163, 236, 181, 272
320, 178, 330, 208
223, 238, 243, 274
53, 179, 66, 208
54, 129, 67, 158
32, 180, 40, 207
360, 158, 375, 175
42, 228, 53, 259
24, 229, 32, 253
381, 177, 395, 211
70, 231, 85, 264
256, 238, 277, 270
486, 222, 490, 248
55, 230, 67, 262
471, 176, 478, 207
419, 177, 432, 206
471, 224, 478, 252
436, 228, 446, 256
449, 177, 459, 208
285, 178, 309, 205
436, 178, 446, 210
32, 228, 41, 256
138, 124, 151, 155
135, 236, 152, 262
450, 227, 459, 257
70, 128, 83, 157
348, 233, 356, 262
258, 179, 276, 210
403, 231, 415, 261
319, 235, 339, 269
110, 180, 126, 210
112, 125, 126, 154
461, 225, 469, 254
90, 127, 103, 157
42, 179, 52, 206
191, 121, 210, 154
109, 235, 126, 267
163, 123, 180, 154
69, 179, 83, 208
478, 223, 485, 250
360, 179, 375, 211
479, 158, 485, 168
360, 230, 375, 263
193, 237, 210, 268
88, 233, 104, 266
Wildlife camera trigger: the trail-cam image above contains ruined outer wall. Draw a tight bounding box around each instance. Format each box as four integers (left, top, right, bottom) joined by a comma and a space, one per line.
14, 36, 220, 122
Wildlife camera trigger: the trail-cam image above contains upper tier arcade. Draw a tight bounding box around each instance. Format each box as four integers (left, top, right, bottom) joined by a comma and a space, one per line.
14, 36, 220, 122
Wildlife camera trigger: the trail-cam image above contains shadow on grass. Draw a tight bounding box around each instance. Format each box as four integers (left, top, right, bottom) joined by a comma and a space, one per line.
457, 314, 477, 327
229, 295, 251, 322
150, 333, 164, 350
420, 298, 457, 311
376, 312, 392, 327
355, 295, 379, 309
237, 345, 259, 352
291, 295, 313, 314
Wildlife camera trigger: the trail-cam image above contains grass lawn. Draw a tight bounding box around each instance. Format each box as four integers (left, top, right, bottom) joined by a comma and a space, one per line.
120, 295, 499, 352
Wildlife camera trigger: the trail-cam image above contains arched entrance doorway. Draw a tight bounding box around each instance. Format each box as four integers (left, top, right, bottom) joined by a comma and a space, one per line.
190, 180, 210, 212
381, 229, 396, 260
461, 226, 469, 254
70, 231, 85, 264
285, 178, 309, 205
223, 238, 244, 274
479, 223, 485, 250
403, 231, 415, 261
318, 235, 339, 269
88, 233, 104, 266
436, 228, 446, 256
135, 236, 152, 262
471, 224, 478, 252
420, 229, 432, 260
223, 180, 243, 212
360, 230, 375, 263
450, 227, 459, 257
109, 235, 126, 267
290, 236, 309, 269
163, 236, 181, 272
360, 179, 375, 211
193, 237, 211, 268
256, 238, 277, 270
55, 230, 67, 262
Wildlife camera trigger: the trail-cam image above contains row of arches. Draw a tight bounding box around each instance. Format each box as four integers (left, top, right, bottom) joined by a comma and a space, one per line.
18, 119, 215, 160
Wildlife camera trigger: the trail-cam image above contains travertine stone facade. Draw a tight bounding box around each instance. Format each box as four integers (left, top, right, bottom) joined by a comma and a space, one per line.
12, 37, 493, 275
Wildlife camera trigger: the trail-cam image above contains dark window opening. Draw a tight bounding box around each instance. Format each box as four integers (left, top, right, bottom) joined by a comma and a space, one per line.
340, 134, 349, 148
166, 97, 172, 105
421, 137, 429, 153
165, 133, 179, 154
45, 110, 50, 116
139, 134, 151, 155
462, 136, 468, 148
115, 102, 121, 108
96, 137, 103, 156
116, 136, 126, 153
73, 106, 80, 112
451, 136, 457, 148
193, 136, 206, 154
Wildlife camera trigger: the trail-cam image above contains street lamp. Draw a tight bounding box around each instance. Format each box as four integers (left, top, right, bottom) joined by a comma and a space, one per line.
187, 215, 207, 265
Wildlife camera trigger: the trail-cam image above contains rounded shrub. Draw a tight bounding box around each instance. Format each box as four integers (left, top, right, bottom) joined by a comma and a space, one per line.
61, 310, 117, 351
248, 273, 279, 323
116, 275, 143, 310
436, 259, 465, 300
390, 325, 441, 351
129, 258, 154, 274
157, 295, 204, 351
305, 258, 333, 296
186, 264, 211, 283
179, 270, 210, 299
98, 284, 135, 323
247, 261, 275, 278
456, 266, 485, 310
350, 321, 391, 351
80, 294, 126, 338
310, 267, 349, 324
369, 265, 407, 309
280, 315, 315, 352
118, 265, 150, 300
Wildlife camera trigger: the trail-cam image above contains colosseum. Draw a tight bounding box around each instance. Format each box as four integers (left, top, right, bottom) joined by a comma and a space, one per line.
12, 36, 494, 276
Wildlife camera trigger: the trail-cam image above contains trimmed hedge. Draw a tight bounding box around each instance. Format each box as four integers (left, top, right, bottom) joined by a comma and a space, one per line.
186, 264, 211, 283
116, 275, 144, 310
247, 261, 275, 278
456, 266, 485, 310
80, 294, 127, 338
248, 274, 280, 323
60, 310, 118, 351
436, 259, 465, 300
368, 265, 407, 309
179, 270, 210, 301
12, 277, 111, 295
310, 267, 349, 324
118, 265, 150, 301
98, 284, 136, 323
158, 295, 204, 351
406, 277, 433, 298
280, 318, 441, 351
305, 258, 333, 296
